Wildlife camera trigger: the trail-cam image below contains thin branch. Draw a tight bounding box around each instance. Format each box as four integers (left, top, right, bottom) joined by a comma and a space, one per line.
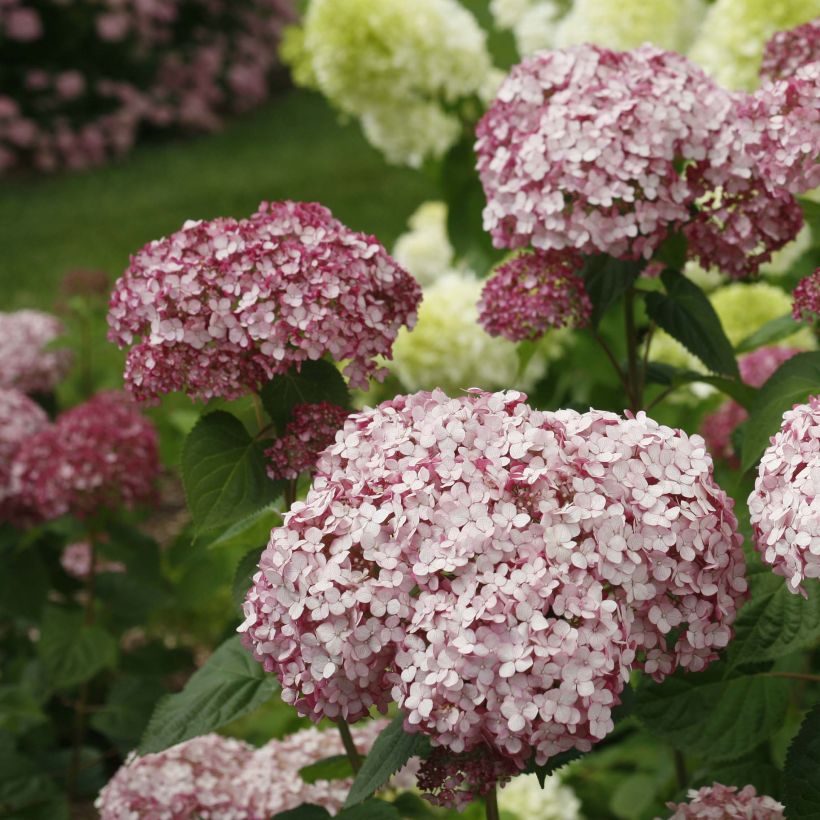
485, 785, 500, 820
337, 719, 362, 773
590, 330, 631, 398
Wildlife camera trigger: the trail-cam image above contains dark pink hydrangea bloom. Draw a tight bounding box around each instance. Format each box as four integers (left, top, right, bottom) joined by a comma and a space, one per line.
701, 347, 801, 465
478, 250, 591, 342
748, 395, 820, 595
0, 310, 72, 394
265, 402, 350, 481
241, 390, 745, 796
761, 19, 820, 81
665, 783, 784, 819
793, 268, 820, 323
11, 391, 159, 521
108, 201, 421, 401
0, 388, 50, 521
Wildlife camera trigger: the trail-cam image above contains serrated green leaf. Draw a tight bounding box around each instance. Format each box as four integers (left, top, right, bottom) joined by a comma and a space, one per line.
340, 799, 401, 819
198, 501, 282, 551
581, 255, 643, 327
299, 755, 354, 784
741, 352, 820, 471
344, 715, 427, 808
784, 703, 820, 818
260, 360, 351, 431
181, 411, 280, 534
693, 758, 783, 801
525, 748, 584, 787
654, 231, 687, 270
271, 805, 331, 820
232, 547, 263, 613
735, 314, 802, 354
636, 663, 790, 762
139, 635, 279, 754
38, 606, 116, 690
644, 270, 738, 377
729, 572, 820, 670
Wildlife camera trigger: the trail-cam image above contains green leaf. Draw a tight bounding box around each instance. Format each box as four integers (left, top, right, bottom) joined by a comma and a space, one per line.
90, 676, 166, 752
271, 805, 331, 820
693, 758, 783, 801
735, 314, 802, 354
525, 748, 584, 787
609, 773, 657, 820
38, 606, 116, 690
260, 360, 351, 431
741, 352, 820, 471
0, 687, 46, 736
799, 198, 820, 240
181, 411, 281, 534
300, 754, 354, 784
644, 269, 739, 377
139, 635, 279, 754
0, 542, 48, 620
198, 501, 282, 551
784, 703, 820, 818
581, 255, 643, 328
654, 231, 687, 270
390, 792, 438, 819
0, 743, 68, 820
636, 663, 790, 762
729, 571, 820, 670
232, 547, 263, 612
344, 715, 427, 808
340, 799, 401, 819
645, 364, 756, 409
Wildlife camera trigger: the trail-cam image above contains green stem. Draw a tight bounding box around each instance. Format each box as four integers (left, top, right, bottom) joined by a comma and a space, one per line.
624, 287, 642, 412
764, 671, 820, 684
485, 785, 500, 820
674, 749, 687, 790
337, 719, 362, 773
284, 479, 297, 509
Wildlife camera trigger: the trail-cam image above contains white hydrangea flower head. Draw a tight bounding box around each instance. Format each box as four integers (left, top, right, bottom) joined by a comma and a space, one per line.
688, 0, 820, 89
389, 271, 553, 394
499, 773, 582, 820
286, 0, 494, 166
393, 201, 457, 287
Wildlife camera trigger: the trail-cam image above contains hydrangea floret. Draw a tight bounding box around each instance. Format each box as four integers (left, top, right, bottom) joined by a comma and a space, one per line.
241, 389, 746, 802
0, 309, 72, 394
761, 18, 820, 80
748, 395, 820, 595
793, 268, 820, 324
665, 782, 785, 818
108, 200, 421, 401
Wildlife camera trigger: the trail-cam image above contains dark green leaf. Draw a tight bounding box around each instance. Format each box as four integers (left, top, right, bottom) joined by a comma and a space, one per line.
0, 543, 48, 620
636, 663, 790, 762
0, 687, 46, 735
0, 743, 68, 820
693, 758, 782, 802
785, 703, 820, 818
581, 255, 643, 328
390, 792, 438, 819
735, 314, 802, 354
729, 571, 820, 670
525, 748, 584, 787
741, 352, 820, 471
340, 799, 401, 819
654, 231, 687, 270
260, 360, 351, 431
645, 364, 756, 409
38, 606, 116, 690
344, 715, 427, 808
90, 676, 166, 752
300, 755, 354, 784
181, 411, 281, 534
799, 198, 820, 241
271, 805, 331, 820
644, 270, 738, 377
139, 635, 279, 754
233, 547, 263, 613
198, 501, 282, 551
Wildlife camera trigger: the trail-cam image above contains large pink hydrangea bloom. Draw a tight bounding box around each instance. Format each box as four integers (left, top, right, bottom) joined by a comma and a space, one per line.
0, 310, 72, 394
108, 201, 421, 402
664, 783, 784, 819
96, 722, 409, 819
761, 19, 820, 81
11, 391, 159, 521
748, 395, 820, 594
241, 390, 745, 792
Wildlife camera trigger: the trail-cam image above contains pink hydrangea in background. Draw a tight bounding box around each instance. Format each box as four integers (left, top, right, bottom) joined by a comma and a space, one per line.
665, 783, 784, 819
761, 19, 820, 81
60, 541, 125, 581
701, 347, 801, 466
11, 391, 159, 521
241, 389, 745, 802
0, 310, 72, 394
793, 268, 820, 323
0, 388, 50, 522
108, 201, 421, 401
748, 395, 820, 595
265, 402, 350, 481
478, 250, 591, 342
96, 721, 412, 818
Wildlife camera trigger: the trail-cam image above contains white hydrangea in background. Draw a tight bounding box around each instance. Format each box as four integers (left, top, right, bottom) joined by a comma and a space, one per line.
490, 0, 705, 57
393, 202, 458, 288
498, 773, 583, 820
282, 0, 494, 166
688, 0, 820, 89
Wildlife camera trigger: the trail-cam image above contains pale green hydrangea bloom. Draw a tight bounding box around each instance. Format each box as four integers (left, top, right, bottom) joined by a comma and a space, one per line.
393, 202, 457, 288
498, 772, 582, 820
688, 0, 820, 89
282, 0, 494, 166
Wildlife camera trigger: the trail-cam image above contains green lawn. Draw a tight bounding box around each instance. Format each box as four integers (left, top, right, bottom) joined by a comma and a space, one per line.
0, 90, 438, 310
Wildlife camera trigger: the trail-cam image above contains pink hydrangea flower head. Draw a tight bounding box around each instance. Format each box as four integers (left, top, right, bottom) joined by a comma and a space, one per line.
0, 310, 72, 394
748, 395, 820, 594
761, 19, 820, 81
11, 391, 159, 521
478, 250, 591, 342
108, 201, 421, 401
0, 388, 50, 521
701, 347, 801, 465
793, 268, 820, 323
241, 390, 745, 797
265, 402, 350, 481
665, 782, 784, 819
476, 45, 736, 260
